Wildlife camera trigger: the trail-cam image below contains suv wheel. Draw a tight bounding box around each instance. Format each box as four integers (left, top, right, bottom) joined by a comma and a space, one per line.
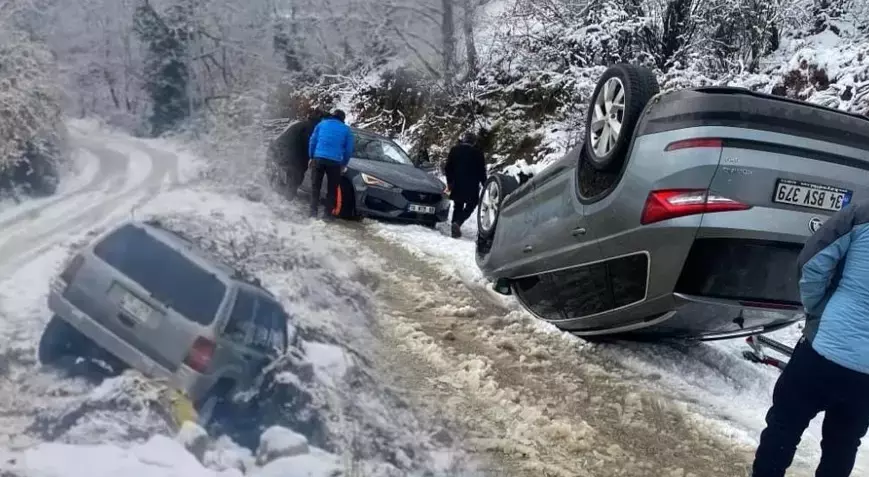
196, 380, 237, 431
583, 64, 659, 172
37, 316, 87, 366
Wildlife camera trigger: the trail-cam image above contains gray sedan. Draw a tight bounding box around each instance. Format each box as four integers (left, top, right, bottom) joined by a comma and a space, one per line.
271, 126, 450, 226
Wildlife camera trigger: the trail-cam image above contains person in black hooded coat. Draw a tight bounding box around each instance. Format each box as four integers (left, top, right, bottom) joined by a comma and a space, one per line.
444, 132, 487, 238
280, 109, 325, 199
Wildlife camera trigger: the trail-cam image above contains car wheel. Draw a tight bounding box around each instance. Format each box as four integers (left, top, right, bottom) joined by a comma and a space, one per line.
196, 380, 236, 432
476, 173, 520, 255
583, 64, 659, 172
333, 179, 359, 220
37, 316, 86, 366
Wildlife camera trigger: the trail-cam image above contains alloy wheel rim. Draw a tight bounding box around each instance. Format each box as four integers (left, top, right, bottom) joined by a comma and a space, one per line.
589, 77, 626, 158
479, 181, 500, 232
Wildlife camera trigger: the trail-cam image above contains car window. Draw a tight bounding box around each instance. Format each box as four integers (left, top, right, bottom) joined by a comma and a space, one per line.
227, 289, 287, 354
514, 256, 648, 321
353, 134, 412, 165
513, 274, 564, 320
93, 224, 226, 326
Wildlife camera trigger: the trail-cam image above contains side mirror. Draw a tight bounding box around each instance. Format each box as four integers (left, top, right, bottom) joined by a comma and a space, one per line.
418, 161, 436, 171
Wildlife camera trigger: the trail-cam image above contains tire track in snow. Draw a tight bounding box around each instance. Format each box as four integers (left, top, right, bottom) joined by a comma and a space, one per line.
0, 144, 123, 232
0, 138, 175, 276
327, 221, 815, 477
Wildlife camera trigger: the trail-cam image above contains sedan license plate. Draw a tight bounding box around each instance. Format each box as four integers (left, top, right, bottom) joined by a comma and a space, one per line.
408, 204, 436, 214
119, 291, 154, 324
772, 179, 852, 212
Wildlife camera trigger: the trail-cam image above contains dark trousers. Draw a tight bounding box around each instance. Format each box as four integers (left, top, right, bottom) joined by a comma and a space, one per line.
753, 339, 869, 477
451, 193, 479, 227
285, 155, 309, 198
309, 159, 342, 217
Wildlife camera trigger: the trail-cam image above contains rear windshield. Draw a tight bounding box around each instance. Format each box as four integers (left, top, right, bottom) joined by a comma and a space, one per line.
93, 224, 226, 325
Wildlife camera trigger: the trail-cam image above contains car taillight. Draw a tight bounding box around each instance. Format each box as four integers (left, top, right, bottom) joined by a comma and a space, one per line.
184, 337, 216, 373
60, 254, 85, 285
641, 189, 751, 225
664, 138, 723, 151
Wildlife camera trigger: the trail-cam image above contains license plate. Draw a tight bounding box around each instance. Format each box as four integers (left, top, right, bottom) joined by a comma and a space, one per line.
408, 204, 436, 214
772, 178, 852, 212
119, 291, 154, 324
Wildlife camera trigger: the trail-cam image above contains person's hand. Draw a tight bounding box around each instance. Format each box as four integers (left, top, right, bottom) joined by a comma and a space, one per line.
342, 166, 348, 174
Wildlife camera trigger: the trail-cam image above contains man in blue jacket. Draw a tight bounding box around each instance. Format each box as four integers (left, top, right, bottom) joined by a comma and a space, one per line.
753, 200, 869, 477
307, 109, 354, 220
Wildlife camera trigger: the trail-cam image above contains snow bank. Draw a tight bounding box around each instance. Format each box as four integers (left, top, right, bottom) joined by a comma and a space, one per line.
1, 431, 342, 477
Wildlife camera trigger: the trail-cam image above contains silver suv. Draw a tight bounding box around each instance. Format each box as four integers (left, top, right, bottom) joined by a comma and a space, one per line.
39, 220, 288, 415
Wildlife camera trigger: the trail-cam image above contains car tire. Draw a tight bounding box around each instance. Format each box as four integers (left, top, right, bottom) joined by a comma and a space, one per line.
583, 64, 659, 172
476, 173, 520, 256
333, 179, 358, 220
196, 380, 236, 432
37, 316, 86, 366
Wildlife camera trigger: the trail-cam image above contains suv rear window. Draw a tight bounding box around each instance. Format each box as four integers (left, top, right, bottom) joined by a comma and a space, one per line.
226, 289, 288, 354
93, 224, 226, 325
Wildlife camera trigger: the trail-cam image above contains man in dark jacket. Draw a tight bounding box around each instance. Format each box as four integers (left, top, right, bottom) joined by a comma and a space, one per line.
308, 109, 354, 220
267, 110, 323, 199
281, 110, 325, 200
444, 132, 487, 238
752, 200, 869, 477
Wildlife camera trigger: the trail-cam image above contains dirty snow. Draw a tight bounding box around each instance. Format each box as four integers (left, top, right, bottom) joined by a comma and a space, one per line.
367, 216, 866, 473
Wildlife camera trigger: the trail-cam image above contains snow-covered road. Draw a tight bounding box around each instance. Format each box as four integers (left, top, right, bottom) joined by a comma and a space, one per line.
0, 122, 861, 477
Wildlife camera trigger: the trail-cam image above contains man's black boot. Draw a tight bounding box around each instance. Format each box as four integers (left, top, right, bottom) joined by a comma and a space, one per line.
451, 223, 462, 238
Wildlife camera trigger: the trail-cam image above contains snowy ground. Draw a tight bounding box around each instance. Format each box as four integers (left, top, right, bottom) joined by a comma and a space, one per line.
0, 120, 856, 477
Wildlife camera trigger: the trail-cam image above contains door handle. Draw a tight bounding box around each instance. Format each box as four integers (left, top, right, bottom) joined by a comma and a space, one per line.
523, 245, 533, 253
572, 227, 587, 237
118, 314, 136, 328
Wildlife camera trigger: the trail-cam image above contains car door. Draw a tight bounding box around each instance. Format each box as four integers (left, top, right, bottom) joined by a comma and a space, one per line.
488, 177, 536, 273
524, 150, 602, 274
511, 150, 608, 323
222, 290, 275, 384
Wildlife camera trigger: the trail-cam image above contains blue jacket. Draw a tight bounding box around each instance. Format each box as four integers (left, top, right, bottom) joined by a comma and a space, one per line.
308, 119, 354, 166
798, 200, 869, 374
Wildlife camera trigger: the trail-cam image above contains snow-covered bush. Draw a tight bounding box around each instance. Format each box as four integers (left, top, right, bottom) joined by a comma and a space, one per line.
0, 21, 67, 196
338, 0, 869, 171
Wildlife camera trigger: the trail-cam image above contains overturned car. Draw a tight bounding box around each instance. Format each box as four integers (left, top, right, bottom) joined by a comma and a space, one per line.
475, 63, 869, 341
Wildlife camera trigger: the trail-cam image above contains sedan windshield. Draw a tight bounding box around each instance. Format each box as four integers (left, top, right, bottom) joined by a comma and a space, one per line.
353, 134, 413, 165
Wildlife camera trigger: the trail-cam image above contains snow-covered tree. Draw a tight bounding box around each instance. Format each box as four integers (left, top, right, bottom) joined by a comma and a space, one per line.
0, 22, 63, 168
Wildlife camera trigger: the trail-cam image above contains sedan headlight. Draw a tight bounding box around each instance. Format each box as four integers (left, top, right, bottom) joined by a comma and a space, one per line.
361, 173, 395, 189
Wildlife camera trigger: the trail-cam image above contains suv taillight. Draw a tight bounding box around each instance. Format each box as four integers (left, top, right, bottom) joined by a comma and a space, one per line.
640, 189, 751, 225
60, 254, 85, 287
184, 337, 216, 373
